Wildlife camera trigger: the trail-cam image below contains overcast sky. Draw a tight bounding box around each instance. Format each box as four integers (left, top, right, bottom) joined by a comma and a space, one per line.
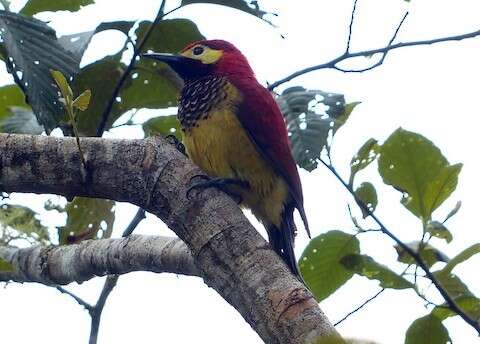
1, 0, 479, 343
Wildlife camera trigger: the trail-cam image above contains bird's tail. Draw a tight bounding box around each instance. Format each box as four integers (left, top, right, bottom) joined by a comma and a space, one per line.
267, 205, 303, 281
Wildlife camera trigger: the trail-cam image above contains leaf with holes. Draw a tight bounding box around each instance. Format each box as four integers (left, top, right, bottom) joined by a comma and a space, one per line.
0, 204, 49, 244
350, 138, 379, 184
426, 221, 453, 243
0, 11, 80, 133
299, 230, 360, 301
341, 254, 413, 289
180, 0, 271, 22
277, 87, 358, 171
354, 182, 377, 218
143, 115, 181, 139
405, 315, 451, 344
395, 241, 449, 268
440, 244, 480, 276
378, 128, 461, 221
20, 0, 94, 16
58, 197, 115, 245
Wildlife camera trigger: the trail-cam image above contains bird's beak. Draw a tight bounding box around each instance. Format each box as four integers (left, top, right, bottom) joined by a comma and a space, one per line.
141, 53, 206, 80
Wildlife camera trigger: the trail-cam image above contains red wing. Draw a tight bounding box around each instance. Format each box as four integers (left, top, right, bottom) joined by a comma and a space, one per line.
232, 78, 310, 236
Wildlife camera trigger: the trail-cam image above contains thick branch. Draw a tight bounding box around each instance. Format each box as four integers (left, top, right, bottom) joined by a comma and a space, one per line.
0, 134, 340, 344
0, 235, 199, 284
268, 28, 480, 89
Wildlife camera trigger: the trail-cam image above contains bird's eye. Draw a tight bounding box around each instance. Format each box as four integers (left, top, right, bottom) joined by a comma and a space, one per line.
192, 46, 204, 56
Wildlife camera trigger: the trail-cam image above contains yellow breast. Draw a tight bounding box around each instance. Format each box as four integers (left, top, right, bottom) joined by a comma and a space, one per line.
181, 81, 288, 227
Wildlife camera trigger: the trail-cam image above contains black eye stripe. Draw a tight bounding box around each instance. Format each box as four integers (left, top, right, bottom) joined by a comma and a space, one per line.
193, 46, 204, 56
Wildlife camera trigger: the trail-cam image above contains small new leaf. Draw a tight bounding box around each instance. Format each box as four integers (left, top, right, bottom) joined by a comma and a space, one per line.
354, 182, 378, 218
51, 70, 73, 109
350, 138, 379, 184
426, 221, 453, 243
72, 89, 92, 111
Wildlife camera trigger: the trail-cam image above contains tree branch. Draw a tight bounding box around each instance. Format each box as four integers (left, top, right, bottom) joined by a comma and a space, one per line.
268, 28, 480, 90
0, 133, 341, 344
319, 158, 480, 335
0, 235, 199, 284
56, 286, 94, 312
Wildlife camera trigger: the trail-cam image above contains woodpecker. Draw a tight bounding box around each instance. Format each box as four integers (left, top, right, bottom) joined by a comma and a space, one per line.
143, 40, 310, 278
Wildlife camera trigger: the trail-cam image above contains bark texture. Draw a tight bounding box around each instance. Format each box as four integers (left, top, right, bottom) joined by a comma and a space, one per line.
0, 235, 199, 283
0, 133, 341, 344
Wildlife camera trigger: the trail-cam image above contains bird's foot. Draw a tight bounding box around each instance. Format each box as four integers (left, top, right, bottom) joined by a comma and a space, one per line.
186, 175, 249, 204
165, 134, 187, 156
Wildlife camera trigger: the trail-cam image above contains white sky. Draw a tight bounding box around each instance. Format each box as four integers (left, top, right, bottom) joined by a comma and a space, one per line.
1, 0, 479, 343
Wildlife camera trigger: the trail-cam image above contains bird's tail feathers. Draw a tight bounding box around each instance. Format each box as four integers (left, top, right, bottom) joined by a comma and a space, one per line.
267, 205, 304, 283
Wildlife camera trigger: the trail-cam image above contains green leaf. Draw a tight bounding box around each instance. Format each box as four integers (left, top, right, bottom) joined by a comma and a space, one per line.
123, 19, 204, 112
341, 254, 413, 289
143, 115, 181, 139
72, 89, 91, 111
0, 11, 80, 133
58, 197, 115, 245
432, 296, 480, 321
21, 0, 94, 16
443, 201, 461, 223
433, 271, 473, 299
441, 244, 480, 275
0, 84, 29, 121
71, 57, 126, 136
426, 221, 453, 243
0, 258, 14, 272
354, 182, 378, 218
332, 101, 360, 135
278, 87, 357, 171
0, 204, 49, 244
378, 128, 461, 221
51, 70, 73, 109
180, 0, 269, 21
350, 138, 379, 184
395, 241, 448, 268
299, 230, 360, 301
405, 315, 451, 344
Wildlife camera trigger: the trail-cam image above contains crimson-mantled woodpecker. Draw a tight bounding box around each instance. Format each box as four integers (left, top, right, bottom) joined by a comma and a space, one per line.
143, 40, 310, 278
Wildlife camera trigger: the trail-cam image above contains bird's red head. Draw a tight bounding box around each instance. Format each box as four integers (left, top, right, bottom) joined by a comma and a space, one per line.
142, 39, 255, 81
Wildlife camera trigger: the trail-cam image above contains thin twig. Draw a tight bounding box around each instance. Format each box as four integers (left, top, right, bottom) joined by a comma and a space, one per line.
345, 0, 359, 53
335, 12, 409, 73
95, 0, 179, 137
87, 207, 146, 344
88, 275, 118, 344
334, 288, 385, 326
319, 158, 480, 335
268, 28, 480, 90
56, 286, 94, 312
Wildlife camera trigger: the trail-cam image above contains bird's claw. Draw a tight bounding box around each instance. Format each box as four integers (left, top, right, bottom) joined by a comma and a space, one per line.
186, 176, 249, 204
165, 134, 187, 156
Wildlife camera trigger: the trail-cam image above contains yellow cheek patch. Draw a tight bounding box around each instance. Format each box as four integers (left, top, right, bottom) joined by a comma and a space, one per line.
181, 48, 223, 64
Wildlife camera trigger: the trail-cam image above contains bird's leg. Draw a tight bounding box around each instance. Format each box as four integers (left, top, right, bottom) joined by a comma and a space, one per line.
186, 175, 249, 204
165, 134, 187, 156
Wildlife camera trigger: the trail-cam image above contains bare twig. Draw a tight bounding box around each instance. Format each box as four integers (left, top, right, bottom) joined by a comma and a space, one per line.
334, 12, 409, 73
334, 288, 385, 326
319, 158, 480, 335
95, 0, 179, 137
56, 286, 93, 312
345, 0, 359, 53
89, 275, 118, 344
268, 28, 480, 90
87, 207, 146, 344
